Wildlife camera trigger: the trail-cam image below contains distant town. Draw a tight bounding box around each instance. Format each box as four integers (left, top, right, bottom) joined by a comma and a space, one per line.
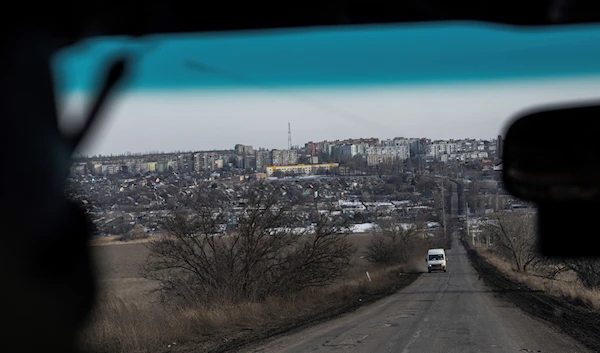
67, 135, 512, 238
71, 136, 503, 177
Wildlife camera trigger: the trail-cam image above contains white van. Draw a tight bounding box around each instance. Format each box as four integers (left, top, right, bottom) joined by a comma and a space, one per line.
426, 248, 447, 273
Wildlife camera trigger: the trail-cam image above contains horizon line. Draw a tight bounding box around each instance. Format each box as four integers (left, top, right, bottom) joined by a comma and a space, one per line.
74, 136, 501, 158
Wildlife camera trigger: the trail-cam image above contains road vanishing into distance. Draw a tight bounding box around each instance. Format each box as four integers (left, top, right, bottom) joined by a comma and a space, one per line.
240, 235, 591, 353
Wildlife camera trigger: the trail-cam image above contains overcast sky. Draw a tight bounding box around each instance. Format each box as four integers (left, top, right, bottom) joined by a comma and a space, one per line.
54, 22, 600, 155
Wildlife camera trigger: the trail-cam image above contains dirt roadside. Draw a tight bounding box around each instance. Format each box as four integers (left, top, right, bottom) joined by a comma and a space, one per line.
462, 238, 600, 352
177, 272, 420, 353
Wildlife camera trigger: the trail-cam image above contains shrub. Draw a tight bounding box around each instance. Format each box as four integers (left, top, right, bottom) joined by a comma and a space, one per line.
142, 182, 356, 305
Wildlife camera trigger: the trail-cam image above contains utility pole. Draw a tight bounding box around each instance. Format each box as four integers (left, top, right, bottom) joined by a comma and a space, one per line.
441, 180, 447, 239
495, 188, 499, 212
466, 201, 473, 245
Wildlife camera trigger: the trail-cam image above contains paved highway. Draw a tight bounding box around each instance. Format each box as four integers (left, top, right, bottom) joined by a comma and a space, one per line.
240, 235, 590, 353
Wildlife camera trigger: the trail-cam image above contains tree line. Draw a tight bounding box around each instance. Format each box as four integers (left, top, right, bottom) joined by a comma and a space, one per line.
479, 211, 600, 289
141, 181, 440, 307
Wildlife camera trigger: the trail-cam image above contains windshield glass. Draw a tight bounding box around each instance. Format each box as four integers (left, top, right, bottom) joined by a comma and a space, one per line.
56, 22, 600, 353
429, 254, 444, 261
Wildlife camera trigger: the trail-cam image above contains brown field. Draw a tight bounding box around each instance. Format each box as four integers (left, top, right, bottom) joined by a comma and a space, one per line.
473, 247, 600, 310
83, 233, 428, 353
91, 241, 154, 304
91, 233, 391, 302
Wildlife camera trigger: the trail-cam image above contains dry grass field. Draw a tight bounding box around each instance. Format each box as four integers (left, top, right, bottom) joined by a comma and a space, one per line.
91, 241, 155, 303
90, 233, 395, 301
474, 247, 600, 310
82, 233, 428, 353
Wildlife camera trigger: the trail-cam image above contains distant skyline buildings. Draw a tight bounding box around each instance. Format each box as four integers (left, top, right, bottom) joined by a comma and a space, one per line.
70, 134, 500, 178
75, 134, 499, 158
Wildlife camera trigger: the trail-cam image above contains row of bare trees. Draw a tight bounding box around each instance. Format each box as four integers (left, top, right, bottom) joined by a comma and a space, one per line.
480, 212, 537, 273
364, 219, 443, 266
479, 211, 600, 289
142, 183, 356, 305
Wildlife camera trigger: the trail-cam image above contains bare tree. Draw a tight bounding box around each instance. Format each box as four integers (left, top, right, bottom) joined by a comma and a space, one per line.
120, 223, 148, 241
142, 182, 355, 305
481, 211, 538, 273
364, 219, 421, 265
415, 178, 437, 194
268, 206, 356, 295
466, 183, 480, 213
528, 256, 570, 280
478, 211, 600, 289
563, 258, 600, 289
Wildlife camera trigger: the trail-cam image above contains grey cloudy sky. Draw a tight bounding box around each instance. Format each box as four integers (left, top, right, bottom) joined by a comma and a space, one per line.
58, 76, 600, 156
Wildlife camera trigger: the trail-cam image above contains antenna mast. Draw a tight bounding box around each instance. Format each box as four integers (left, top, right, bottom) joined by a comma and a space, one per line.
288, 122, 292, 150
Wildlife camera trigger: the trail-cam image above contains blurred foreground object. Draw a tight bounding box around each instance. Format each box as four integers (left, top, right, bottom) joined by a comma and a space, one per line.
503, 101, 600, 257
0, 25, 126, 351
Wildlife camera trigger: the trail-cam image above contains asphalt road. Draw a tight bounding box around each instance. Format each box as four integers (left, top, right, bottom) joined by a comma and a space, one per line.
240, 236, 591, 353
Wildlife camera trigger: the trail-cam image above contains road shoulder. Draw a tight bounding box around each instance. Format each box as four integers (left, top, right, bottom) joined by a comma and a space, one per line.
202, 272, 421, 353
462, 238, 600, 352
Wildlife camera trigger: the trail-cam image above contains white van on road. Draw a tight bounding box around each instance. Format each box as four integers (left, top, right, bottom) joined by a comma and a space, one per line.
426, 248, 447, 273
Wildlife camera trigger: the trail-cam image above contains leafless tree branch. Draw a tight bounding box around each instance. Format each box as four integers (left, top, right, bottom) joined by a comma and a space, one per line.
141, 182, 356, 305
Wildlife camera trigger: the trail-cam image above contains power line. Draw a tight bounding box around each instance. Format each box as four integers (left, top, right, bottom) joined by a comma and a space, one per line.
183, 59, 388, 132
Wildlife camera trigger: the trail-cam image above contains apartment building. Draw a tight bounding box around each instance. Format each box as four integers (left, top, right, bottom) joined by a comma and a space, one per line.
265, 163, 339, 177
366, 145, 410, 160
255, 149, 272, 172
367, 154, 395, 166
271, 149, 298, 166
